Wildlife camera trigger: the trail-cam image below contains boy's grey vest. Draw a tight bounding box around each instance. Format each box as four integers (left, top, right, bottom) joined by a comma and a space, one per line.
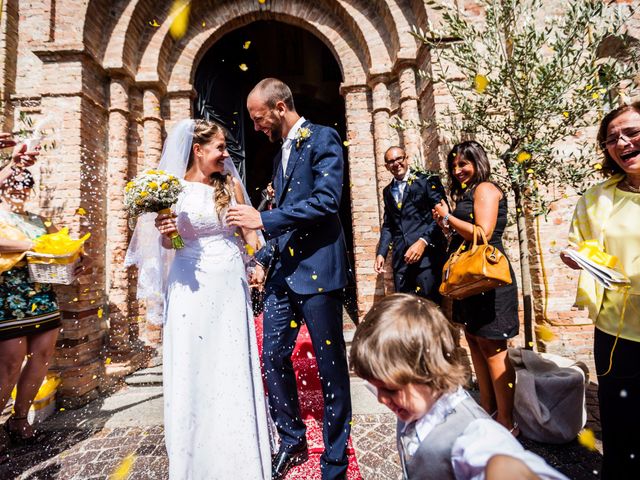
397, 396, 490, 480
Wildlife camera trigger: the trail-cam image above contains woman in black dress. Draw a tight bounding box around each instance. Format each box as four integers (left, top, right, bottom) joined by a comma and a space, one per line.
433, 141, 519, 434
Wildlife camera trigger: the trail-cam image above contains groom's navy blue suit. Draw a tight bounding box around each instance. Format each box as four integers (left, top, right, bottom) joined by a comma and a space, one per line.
256, 120, 352, 479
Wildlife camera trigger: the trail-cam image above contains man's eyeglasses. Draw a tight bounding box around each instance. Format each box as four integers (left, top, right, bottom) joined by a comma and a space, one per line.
601, 128, 640, 149
385, 156, 406, 166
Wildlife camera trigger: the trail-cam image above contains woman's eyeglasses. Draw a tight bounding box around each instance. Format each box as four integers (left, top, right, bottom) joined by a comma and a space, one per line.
602, 128, 640, 149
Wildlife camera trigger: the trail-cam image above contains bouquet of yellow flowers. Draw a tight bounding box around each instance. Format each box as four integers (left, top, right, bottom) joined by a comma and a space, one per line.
124, 169, 185, 249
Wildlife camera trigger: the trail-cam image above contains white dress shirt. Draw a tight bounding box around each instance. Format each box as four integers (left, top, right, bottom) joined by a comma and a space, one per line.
281, 116, 306, 176
402, 387, 569, 480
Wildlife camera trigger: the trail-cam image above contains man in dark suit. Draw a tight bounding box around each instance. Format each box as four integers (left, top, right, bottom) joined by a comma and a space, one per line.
374, 146, 448, 302
227, 78, 351, 480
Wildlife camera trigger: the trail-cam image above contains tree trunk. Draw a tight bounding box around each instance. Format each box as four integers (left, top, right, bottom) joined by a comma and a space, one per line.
513, 187, 534, 350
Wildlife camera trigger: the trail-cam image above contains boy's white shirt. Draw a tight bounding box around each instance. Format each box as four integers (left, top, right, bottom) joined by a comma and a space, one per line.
401, 387, 568, 480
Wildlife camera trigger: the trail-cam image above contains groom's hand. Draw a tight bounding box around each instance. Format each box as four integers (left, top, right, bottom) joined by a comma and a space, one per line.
227, 205, 264, 230
249, 264, 266, 288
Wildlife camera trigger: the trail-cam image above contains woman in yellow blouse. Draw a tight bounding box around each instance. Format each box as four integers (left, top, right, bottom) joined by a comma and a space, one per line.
561, 102, 640, 480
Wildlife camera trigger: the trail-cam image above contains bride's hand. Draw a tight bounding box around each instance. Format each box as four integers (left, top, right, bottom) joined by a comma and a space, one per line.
155, 212, 178, 236
249, 264, 266, 288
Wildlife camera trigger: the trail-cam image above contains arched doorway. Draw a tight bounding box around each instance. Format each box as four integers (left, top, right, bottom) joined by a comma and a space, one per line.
192, 21, 357, 320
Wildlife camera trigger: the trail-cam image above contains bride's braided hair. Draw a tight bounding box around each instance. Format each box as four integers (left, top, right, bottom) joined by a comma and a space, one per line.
189, 119, 233, 218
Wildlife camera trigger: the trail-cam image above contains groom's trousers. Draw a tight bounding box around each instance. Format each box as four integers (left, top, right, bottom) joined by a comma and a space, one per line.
263, 279, 352, 480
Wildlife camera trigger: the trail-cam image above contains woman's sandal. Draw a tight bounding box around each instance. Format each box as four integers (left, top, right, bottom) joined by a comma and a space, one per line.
4, 416, 37, 446
509, 421, 521, 438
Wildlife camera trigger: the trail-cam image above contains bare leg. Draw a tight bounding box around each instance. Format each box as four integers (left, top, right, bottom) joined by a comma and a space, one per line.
0, 337, 28, 412
485, 455, 541, 480
475, 335, 516, 431
465, 331, 497, 415
12, 328, 59, 437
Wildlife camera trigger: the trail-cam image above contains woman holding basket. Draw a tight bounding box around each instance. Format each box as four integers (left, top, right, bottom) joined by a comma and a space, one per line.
0, 160, 87, 451
432, 140, 519, 435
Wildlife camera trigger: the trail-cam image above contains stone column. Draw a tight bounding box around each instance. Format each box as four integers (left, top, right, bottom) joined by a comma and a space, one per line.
341, 84, 381, 318
397, 62, 424, 167
105, 76, 133, 358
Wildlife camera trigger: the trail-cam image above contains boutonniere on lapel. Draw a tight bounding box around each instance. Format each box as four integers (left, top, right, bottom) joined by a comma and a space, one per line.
295, 127, 312, 149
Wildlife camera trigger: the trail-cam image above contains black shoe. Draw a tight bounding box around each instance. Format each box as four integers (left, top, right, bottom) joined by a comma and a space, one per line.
272, 442, 309, 480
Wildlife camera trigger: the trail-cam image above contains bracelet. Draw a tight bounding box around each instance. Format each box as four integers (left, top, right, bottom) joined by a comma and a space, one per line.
442, 214, 450, 228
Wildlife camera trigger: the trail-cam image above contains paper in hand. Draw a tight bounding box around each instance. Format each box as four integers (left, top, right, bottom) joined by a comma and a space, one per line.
562, 249, 630, 290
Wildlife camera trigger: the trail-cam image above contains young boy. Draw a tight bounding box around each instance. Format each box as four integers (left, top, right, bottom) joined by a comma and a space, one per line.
350, 293, 568, 480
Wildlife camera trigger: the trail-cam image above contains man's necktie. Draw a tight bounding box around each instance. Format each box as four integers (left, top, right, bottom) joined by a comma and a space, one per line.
400, 421, 420, 459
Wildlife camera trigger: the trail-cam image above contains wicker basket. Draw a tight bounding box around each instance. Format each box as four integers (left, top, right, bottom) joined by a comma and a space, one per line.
26, 251, 80, 285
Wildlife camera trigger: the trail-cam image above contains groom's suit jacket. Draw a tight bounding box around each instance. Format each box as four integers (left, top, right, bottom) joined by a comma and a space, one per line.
256, 120, 350, 294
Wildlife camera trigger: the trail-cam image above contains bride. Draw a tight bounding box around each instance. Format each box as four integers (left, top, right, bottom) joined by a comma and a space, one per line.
125, 119, 272, 479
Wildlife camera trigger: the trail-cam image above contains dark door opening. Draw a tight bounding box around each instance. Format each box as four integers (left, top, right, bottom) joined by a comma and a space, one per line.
193, 21, 357, 320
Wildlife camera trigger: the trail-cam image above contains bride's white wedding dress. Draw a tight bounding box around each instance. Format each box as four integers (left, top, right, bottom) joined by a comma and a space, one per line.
163, 181, 272, 479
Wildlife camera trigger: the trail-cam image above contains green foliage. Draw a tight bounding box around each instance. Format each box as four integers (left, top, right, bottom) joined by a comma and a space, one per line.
413, 0, 638, 216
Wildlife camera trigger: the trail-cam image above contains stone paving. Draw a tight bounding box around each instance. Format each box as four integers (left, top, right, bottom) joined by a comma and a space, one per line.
0, 373, 604, 480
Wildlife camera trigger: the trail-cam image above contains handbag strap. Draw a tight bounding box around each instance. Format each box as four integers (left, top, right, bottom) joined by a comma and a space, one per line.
470, 225, 489, 251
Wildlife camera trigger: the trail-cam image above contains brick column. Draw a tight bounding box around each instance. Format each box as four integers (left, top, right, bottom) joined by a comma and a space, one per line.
142, 88, 164, 169
341, 84, 382, 317
369, 74, 392, 217
105, 76, 132, 357
397, 62, 424, 167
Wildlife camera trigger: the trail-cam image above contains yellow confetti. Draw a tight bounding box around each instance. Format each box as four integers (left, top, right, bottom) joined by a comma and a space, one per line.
92, 375, 97, 379
318, 288, 324, 292
44, 220, 52, 227
258, 0, 266, 3
31, 303, 37, 312
311, 274, 318, 280
97, 307, 103, 319
59, 408, 65, 411
35, 324, 40, 328
109, 453, 137, 480
343, 141, 350, 147
470, 213, 474, 219
562, 111, 569, 118
508, 382, 513, 389
526, 168, 535, 174
202, 21, 206, 27
169, 0, 190, 40
461, 183, 467, 189
592, 92, 600, 100
577, 428, 597, 451
75, 207, 86, 216
149, 19, 160, 28
473, 74, 489, 93
239, 63, 248, 71
243, 40, 251, 49
397, 202, 402, 209
72, 297, 78, 302
594, 163, 602, 170
415, 286, 421, 292
528, 341, 534, 347
105, 357, 112, 365
288, 247, 295, 257
290, 320, 298, 328
517, 151, 531, 163
535, 324, 556, 342
245, 244, 255, 256
325, 340, 332, 345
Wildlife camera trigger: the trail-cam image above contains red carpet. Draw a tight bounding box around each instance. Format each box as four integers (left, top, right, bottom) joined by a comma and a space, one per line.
254, 314, 362, 480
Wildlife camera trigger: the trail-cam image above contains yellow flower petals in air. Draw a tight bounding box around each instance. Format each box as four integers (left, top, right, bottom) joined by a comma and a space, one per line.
325, 340, 332, 345
239, 63, 248, 72
535, 324, 556, 342
105, 357, 112, 365
577, 429, 597, 451
258, 0, 266, 4
202, 21, 206, 27
343, 141, 350, 147
289, 247, 295, 257
169, 0, 190, 40
473, 74, 489, 93
311, 274, 318, 280
461, 183, 467, 190
149, 19, 160, 28
562, 111, 569, 118
76, 207, 87, 216
109, 453, 137, 480
245, 244, 255, 256
243, 41, 251, 49
98, 307, 103, 319
31, 303, 37, 312
508, 382, 514, 389
415, 286, 421, 292
44, 220, 52, 227
526, 168, 535, 174
290, 320, 298, 328
318, 287, 324, 292
517, 151, 531, 163
528, 341, 534, 348
592, 93, 600, 100
397, 202, 402, 209
594, 163, 603, 171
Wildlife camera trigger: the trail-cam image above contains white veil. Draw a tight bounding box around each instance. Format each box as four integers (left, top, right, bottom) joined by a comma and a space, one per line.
124, 118, 261, 325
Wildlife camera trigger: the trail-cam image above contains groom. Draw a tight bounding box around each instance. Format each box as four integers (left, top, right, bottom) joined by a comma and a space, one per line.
227, 78, 352, 480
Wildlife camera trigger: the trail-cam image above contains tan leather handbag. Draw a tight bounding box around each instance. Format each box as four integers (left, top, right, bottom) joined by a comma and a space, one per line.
439, 225, 512, 299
